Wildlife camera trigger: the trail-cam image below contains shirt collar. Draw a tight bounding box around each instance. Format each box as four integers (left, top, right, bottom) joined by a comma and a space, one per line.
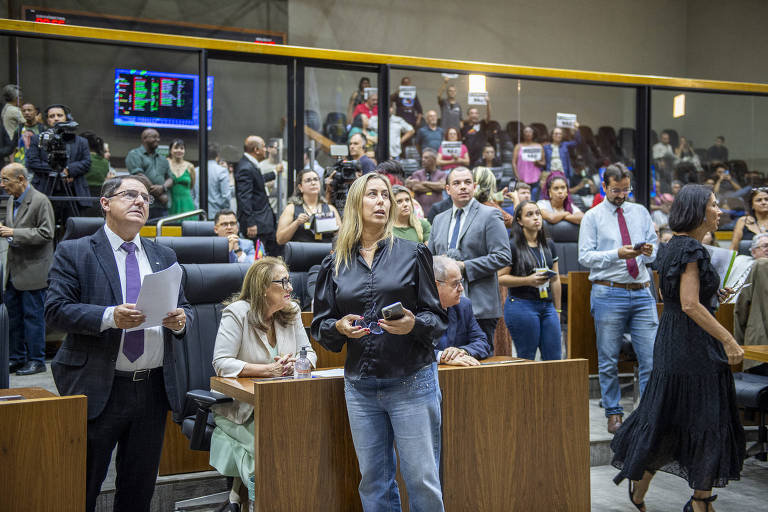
103, 224, 143, 254
451, 198, 474, 217
14, 185, 31, 205
243, 152, 260, 167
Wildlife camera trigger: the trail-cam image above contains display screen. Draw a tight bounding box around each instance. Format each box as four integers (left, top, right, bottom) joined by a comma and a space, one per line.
114, 69, 213, 130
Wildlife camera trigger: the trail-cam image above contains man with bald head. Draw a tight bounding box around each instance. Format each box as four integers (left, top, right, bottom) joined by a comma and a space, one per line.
0, 162, 54, 375
125, 128, 171, 219
234, 135, 279, 256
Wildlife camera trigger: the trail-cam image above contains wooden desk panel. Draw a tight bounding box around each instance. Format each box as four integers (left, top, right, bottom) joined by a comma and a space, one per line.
0, 388, 86, 511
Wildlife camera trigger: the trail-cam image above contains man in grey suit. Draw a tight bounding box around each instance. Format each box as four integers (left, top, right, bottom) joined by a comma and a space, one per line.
46, 174, 191, 511
1, 162, 55, 375
429, 166, 511, 351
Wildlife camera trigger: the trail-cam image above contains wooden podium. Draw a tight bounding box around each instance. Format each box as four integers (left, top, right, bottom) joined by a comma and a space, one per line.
0, 387, 86, 511
212, 357, 590, 511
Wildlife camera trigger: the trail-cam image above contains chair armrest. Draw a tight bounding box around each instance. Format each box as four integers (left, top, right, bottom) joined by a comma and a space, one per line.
186, 389, 233, 409
184, 389, 233, 451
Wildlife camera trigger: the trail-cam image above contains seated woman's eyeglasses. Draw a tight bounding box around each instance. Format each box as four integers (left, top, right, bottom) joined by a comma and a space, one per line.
436, 278, 463, 290
353, 301, 383, 335
107, 189, 154, 205
271, 277, 292, 290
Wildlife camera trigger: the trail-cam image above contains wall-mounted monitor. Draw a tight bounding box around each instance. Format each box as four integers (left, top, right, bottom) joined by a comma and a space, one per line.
114, 69, 213, 130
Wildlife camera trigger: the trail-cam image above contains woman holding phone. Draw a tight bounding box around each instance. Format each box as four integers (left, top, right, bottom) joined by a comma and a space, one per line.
498, 200, 562, 360
311, 172, 447, 511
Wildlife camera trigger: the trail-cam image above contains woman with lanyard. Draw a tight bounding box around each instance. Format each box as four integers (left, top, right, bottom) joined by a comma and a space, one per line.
311, 172, 447, 511
498, 200, 563, 360
276, 168, 341, 245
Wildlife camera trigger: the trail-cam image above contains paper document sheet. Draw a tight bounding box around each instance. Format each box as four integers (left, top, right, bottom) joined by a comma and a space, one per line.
127, 262, 183, 331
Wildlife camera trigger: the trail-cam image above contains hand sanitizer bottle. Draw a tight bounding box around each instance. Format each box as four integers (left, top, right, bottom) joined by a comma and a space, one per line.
294, 346, 312, 379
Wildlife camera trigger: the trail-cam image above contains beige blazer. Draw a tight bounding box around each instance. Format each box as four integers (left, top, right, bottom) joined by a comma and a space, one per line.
4, 185, 55, 290
212, 300, 317, 423
735, 258, 768, 370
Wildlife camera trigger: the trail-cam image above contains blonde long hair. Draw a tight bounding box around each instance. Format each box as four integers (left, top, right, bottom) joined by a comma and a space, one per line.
334, 174, 395, 274
473, 166, 498, 204
227, 257, 297, 334
392, 185, 424, 242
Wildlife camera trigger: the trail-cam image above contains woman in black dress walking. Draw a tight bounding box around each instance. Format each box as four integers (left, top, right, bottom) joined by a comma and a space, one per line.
610, 184, 745, 512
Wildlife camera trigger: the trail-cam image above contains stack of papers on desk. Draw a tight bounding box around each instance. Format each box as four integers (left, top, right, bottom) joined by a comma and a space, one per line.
312, 368, 345, 378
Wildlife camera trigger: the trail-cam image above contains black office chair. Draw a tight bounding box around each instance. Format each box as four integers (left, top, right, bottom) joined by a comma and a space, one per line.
0, 262, 8, 389
734, 372, 768, 461
181, 220, 216, 237
284, 242, 333, 310
155, 236, 229, 264
60, 217, 105, 241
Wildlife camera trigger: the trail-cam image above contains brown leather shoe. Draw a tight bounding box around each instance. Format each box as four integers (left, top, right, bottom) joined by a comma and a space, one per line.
607, 414, 623, 434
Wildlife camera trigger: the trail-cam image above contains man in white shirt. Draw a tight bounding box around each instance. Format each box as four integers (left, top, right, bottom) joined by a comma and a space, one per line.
385, 103, 415, 159
578, 164, 658, 434
46, 174, 190, 511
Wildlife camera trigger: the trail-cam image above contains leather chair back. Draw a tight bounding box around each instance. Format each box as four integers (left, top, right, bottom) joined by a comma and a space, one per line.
155, 236, 229, 264
544, 221, 587, 274
61, 217, 105, 241
284, 242, 332, 310
171, 263, 250, 421
181, 220, 216, 237
739, 240, 752, 256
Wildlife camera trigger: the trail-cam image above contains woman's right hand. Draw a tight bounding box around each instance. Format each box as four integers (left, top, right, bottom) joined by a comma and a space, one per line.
527, 272, 549, 287
335, 314, 369, 338
724, 339, 744, 366
296, 213, 311, 225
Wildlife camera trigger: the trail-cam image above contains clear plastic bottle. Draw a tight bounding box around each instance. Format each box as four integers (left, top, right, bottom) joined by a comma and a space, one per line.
294, 346, 312, 379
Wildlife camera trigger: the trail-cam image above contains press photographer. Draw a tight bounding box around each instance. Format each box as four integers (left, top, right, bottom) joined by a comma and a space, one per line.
324, 149, 361, 216
26, 104, 91, 223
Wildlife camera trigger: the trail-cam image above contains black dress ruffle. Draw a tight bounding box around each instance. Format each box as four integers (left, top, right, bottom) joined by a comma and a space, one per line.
610, 235, 745, 490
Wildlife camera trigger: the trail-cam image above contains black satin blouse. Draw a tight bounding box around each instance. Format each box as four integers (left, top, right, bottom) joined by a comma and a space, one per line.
311, 237, 447, 379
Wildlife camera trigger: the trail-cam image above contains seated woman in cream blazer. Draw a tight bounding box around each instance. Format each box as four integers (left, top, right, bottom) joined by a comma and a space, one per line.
210, 257, 317, 508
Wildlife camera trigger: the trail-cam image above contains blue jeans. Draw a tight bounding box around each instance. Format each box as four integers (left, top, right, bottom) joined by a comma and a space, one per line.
6, 281, 46, 364
344, 364, 444, 512
504, 297, 562, 360
590, 284, 657, 417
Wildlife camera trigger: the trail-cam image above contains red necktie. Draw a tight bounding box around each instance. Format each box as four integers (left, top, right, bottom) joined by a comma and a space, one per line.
616, 207, 639, 279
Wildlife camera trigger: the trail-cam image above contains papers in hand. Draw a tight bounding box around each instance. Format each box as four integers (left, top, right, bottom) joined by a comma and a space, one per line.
704, 245, 737, 288
126, 262, 183, 331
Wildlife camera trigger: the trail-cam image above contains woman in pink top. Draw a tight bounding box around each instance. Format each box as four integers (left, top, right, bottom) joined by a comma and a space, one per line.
436, 127, 470, 170
513, 125, 545, 185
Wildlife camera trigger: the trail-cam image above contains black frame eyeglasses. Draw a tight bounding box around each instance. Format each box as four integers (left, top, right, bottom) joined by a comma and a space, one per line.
107, 189, 154, 205
271, 277, 292, 290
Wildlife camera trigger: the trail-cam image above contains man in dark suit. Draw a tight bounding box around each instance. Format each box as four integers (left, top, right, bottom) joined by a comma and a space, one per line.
234, 135, 280, 256
25, 104, 91, 221
46, 174, 191, 512
1, 162, 55, 375
428, 167, 511, 352
432, 255, 491, 366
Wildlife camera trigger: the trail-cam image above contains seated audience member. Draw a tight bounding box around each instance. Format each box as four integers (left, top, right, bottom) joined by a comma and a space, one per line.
674, 136, 702, 172
12, 102, 45, 165
436, 127, 470, 170
543, 123, 580, 180
713, 163, 741, 198
730, 187, 768, 251
386, 103, 415, 159
652, 130, 677, 183
511, 182, 532, 209
473, 166, 513, 228
658, 227, 674, 244
394, 76, 423, 128
725, 233, 768, 297
81, 131, 110, 199
125, 128, 171, 219
513, 125, 545, 188
537, 172, 583, 225
498, 200, 562, 360
433, 255, 491, 366
352, 90, 378, 121
210, 258, 317, 508
415, 109, 443, 153
461, 103, 492, 165
437, 76, 462, 132
406, 148, 447, 217
706, 135, 729, 164
735, 246, 768, 374
276, 169, 340, 245
651, 192, 674, 228
473, 144, 501, 168
347, 113, 378, 149
346, 76, 370, 125
392, 184, 430, 243
214, 209, 257, 263
348, 132, 376, 174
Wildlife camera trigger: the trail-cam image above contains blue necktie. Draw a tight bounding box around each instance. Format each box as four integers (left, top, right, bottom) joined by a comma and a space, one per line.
449, 208, 463, 249
121, 242, 144, 362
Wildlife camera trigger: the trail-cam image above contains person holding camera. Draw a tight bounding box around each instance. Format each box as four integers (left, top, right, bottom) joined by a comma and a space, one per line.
26, 104, 91, 222
276, 168, 340, 245
311, 172, 447, 511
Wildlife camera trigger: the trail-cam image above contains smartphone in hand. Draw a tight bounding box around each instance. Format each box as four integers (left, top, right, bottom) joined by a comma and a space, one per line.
633, 241, 646, 251
382, 302, 405, 320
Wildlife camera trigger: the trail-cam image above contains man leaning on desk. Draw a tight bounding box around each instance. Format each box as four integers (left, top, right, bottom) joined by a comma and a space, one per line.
45, 174, 191, 512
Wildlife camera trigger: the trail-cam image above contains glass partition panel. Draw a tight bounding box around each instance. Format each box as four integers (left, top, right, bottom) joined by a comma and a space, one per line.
651, 89, 768, 235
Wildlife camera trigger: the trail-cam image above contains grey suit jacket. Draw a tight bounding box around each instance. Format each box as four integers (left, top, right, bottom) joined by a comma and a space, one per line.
428, 199, 511, 319
4, 185, 55, 290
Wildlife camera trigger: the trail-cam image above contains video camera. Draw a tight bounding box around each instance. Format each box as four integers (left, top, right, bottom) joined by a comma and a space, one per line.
38, 120, 79, 172
325, 145, 361, 214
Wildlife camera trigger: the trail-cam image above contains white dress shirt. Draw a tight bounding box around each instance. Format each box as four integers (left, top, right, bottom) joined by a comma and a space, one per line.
99, 225, 165, 371
447, 198, 474, 247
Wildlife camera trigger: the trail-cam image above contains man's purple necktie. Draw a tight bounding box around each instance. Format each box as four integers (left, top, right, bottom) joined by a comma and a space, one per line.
616, 207, 639, 279
121, 242, 144, 362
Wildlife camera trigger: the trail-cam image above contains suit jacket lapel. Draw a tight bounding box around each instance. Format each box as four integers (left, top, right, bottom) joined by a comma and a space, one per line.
458, 201, 479, 245
141, 237, 166, 272
9, 191, 33, 227
91, 228, 123, 305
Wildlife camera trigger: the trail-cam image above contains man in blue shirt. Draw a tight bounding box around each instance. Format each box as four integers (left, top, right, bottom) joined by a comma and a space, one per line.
432, 255, 492, 365
415, 110, 443, 153
578, 164, 658, 434
203, 143, 231, 219
213, 209, 256, 263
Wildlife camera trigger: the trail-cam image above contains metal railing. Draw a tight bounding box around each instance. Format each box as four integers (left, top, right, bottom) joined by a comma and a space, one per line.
155, 209, 207, 235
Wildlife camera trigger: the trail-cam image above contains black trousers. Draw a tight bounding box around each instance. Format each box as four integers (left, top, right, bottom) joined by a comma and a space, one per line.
85, 370, 169, 512
476, 317, 499, 355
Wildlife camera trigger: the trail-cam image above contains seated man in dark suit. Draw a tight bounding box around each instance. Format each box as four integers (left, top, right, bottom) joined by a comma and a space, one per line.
46, 174, 191, 512
433, 255, 491, 366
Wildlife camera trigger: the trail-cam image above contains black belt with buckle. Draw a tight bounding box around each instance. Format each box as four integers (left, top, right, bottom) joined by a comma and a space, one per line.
114, 367, 162, 381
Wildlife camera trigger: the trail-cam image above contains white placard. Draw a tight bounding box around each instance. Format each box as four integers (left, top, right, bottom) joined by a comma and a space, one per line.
468, 91, 488, 105
556, 113, 577, 128
520, 146, 543, 162
398, 85, 416, 99
363, 87, 378, 100
127, 263, 183, 331
312, 212, 338, 234
441, 141, 462, 157
441, 73, 459, 79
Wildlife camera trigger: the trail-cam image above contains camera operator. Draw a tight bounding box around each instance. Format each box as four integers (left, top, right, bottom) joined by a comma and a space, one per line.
348, 132, 375, 174
26, 104, 91, 224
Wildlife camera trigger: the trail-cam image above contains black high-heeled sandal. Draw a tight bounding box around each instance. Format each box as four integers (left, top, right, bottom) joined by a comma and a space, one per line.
628, 480, 646, 511
683, 494, 717, 512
